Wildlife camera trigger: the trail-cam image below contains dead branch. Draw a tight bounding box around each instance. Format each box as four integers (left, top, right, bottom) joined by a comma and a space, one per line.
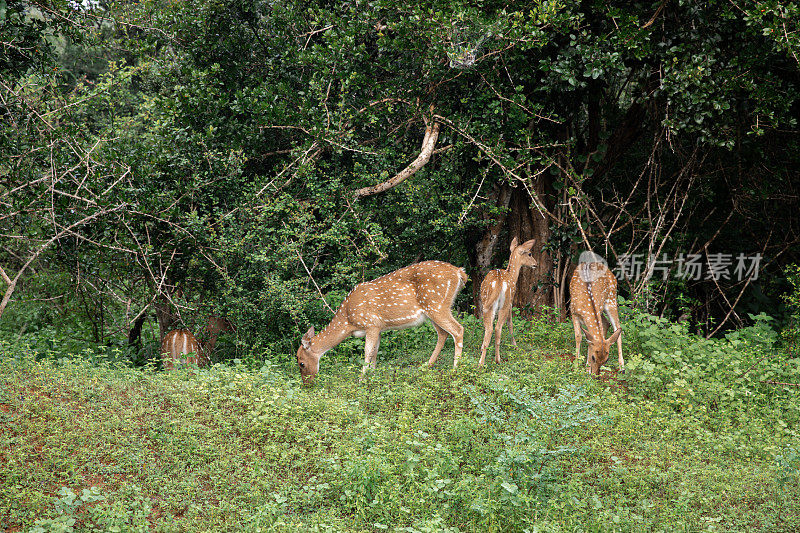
296, 249, 335, 315
0, 204, 127, 320
706, 233, 772, 338
641, 0, 668, 29
353, 121, 441, 198
760, 380, 800, 387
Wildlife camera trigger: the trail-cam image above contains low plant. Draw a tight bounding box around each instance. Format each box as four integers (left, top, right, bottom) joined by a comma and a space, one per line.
1, 311, 799, 531
620, 301, 800, 424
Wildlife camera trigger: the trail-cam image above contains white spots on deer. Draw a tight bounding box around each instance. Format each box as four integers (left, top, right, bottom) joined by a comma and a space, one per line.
569, 261, 624, 375
478, 238, 538, 366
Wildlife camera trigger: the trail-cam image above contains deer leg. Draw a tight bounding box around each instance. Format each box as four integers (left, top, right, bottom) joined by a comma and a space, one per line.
571, 314, 583, 369
427, 323, 449, 367
362, 329, 381, 375
606, 306, 624, 373
479, 305, 496, 366
508, 308, 517, 347
430, 312, 464, 369
493, 303, 511, 364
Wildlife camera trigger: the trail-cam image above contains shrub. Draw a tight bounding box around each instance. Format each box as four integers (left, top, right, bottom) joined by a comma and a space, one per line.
622, 300, 800, 422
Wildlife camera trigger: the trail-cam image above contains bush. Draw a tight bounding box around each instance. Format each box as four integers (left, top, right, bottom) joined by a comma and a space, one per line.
622, 300, 800, 422
783, 264, 800, 357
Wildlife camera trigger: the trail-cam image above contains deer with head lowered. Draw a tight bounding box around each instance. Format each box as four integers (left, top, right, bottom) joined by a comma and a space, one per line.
297, 260, 468, 383
478, 237, 537, 365
569, 260, 623, 375
161, 316, 234, 370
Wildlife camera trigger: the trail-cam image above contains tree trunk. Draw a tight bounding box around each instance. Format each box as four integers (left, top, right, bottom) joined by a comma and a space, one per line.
470, 183, 512, 313
127, 312, 148, 350
508, 185, 554, 314
155, 296, 180, 341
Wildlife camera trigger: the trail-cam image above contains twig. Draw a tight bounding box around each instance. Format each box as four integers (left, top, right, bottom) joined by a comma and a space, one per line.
706, 233, 771, 338
641, 0, 668, 29
458, 167, 489, 224
736, 351, 774, 379
761, 380, 800, 387
296, 249, 335, 315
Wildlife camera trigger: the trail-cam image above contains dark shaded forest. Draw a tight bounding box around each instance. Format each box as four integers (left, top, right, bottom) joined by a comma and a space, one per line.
2, 0, 799, 362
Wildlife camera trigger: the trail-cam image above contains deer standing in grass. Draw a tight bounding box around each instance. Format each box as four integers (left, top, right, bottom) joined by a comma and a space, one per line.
296, 261, 468, 383
569, 261, 623, 375
161, 316, 234, 370
478, 237, 537, 365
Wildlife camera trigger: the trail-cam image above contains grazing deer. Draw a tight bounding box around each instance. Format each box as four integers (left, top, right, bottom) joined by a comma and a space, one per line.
296, 260, 468, 383
569, 261, 623, 375
478, 237, 537, 365
203, 316, 235, 354
161, 316, 234, 370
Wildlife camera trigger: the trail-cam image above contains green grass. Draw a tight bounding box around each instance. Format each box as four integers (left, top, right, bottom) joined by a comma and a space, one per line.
0, 315, 798, 532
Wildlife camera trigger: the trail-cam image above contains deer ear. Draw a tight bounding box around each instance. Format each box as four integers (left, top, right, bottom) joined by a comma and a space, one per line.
301, 327, 314, 349
509, 236, 519, 252
581, 327, 597, 343
521, 238, 536, 251
606, 328, 622, 345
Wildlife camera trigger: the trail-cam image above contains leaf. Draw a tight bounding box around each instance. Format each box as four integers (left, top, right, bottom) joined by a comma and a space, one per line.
501, 481, 519, 493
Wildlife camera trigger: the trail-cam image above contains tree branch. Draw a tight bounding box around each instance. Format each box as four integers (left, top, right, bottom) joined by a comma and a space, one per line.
0, 204, 126, 320
296, 249, 335, 315
353, 121, 441, 198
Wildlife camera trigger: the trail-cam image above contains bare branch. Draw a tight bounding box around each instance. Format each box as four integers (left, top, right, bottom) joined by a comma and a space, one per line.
354, 121, 441, 198
296, 249, 335, 315
0, 204, 127, 320
641, 0, 668, 29
434, 113, 556, 221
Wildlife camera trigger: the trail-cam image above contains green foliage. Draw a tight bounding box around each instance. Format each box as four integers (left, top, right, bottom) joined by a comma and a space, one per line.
28, 484, 154, 533
466, 381, 601, 522
782, 264, 800, 356
621, 300, 800, 426
2, 316, 799, 532
2, 3, 800, 531
3, 0, 799, 354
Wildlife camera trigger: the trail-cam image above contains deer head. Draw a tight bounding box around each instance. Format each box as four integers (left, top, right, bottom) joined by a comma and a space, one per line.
583, 327, 622, 375
508, 236, 538, 271
569, 262, 624, 375
297, 326, 321, 384
203, 316, 234, 354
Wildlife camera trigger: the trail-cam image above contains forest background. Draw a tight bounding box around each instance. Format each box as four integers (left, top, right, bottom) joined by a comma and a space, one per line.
2, 0, 800, 363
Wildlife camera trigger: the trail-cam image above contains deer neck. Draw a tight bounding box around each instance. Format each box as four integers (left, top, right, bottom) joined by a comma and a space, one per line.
583, 280, 604, 331
504, 259, 526, 290
310, 310, 354, 358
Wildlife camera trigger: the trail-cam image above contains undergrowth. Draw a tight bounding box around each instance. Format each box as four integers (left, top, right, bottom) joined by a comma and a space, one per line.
0, 309, 798, 532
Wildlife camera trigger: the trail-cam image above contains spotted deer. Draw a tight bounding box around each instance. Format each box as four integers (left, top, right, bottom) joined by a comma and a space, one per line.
297, 260, 468, 383
478, 237, 537, 365
569, 261, 623, 374
161, 316, 234, 370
